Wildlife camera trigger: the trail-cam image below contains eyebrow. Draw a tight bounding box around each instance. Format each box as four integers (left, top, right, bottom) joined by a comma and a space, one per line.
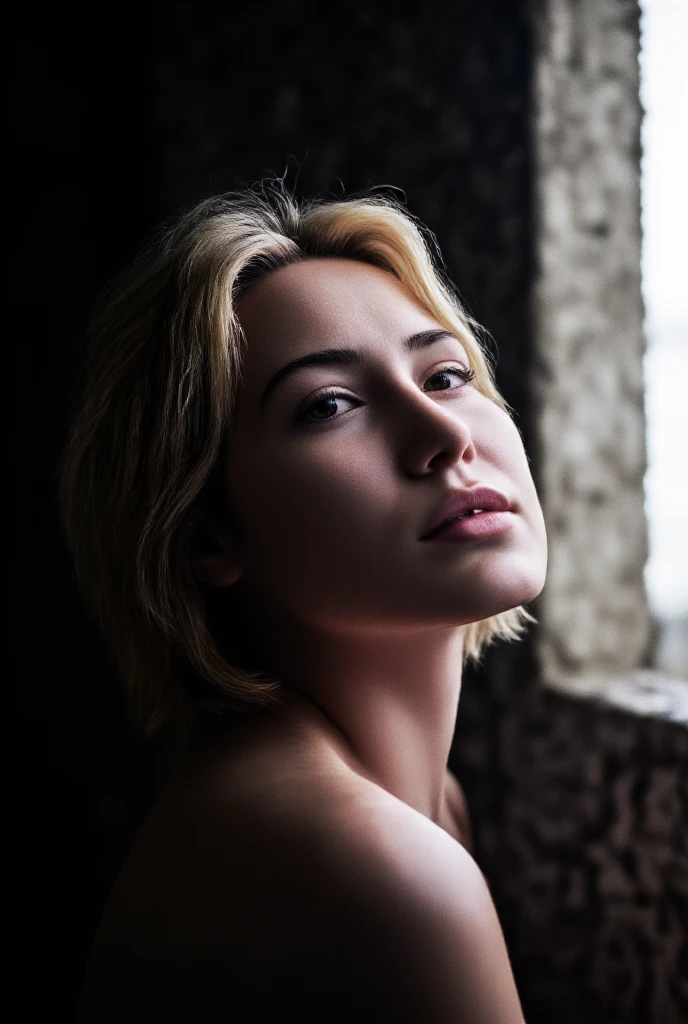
260, 328, 461, 408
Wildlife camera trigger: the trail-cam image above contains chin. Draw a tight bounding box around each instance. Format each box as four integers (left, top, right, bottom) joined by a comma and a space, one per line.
456, 563, 546, 624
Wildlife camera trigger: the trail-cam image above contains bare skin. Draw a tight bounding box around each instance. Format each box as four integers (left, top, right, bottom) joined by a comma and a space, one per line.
79, 258, 547, 1022
80, 702, 497, 1022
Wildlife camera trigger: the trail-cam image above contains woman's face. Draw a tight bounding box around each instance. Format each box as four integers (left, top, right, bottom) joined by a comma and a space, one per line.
220, 257, 547, 638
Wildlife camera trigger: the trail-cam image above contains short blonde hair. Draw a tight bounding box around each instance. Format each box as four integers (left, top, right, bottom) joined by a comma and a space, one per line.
59, 182, 535, 738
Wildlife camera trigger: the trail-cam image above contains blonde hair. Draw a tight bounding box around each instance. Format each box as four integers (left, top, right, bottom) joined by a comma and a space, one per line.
59, 182, 535, 738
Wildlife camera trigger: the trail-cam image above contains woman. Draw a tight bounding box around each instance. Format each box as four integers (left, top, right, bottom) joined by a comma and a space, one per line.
60, 182, 547, 1022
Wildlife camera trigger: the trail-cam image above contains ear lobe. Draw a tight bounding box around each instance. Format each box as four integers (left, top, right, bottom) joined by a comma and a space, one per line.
191, 521, 245, 588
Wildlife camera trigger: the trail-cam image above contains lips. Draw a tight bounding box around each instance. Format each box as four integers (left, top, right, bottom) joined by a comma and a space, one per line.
421, 486, 512, 540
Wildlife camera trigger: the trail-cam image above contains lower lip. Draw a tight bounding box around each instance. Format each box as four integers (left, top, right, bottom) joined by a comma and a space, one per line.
425, 511, 514, 542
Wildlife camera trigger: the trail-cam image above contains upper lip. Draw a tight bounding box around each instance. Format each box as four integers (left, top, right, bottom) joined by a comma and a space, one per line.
420, 486, 512, 539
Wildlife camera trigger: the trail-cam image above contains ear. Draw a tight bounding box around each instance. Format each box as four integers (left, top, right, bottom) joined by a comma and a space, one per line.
191, 518, 245, 588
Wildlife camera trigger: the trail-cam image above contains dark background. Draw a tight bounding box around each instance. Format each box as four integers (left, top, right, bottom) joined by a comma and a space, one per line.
8, 2, 537, 1020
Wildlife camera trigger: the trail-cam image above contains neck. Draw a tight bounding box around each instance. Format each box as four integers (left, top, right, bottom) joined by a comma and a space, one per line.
249, 602, 466, 825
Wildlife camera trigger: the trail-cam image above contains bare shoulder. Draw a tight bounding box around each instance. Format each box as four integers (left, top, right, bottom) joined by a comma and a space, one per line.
80, 736, 523, 1022
320, 794, 525, 1023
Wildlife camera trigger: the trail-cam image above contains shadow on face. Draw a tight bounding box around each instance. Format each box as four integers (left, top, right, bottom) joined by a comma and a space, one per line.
198, 258, 547, 648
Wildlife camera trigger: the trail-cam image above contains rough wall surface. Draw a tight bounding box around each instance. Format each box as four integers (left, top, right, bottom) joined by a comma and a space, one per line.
531, 0, 651, 681
452, 648, 688, 1024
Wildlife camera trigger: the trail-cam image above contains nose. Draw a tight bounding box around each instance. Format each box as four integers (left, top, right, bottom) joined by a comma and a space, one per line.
395, 387, 477, 477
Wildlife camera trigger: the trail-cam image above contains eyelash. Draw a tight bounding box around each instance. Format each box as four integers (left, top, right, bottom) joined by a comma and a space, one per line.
298, 363, 477, 426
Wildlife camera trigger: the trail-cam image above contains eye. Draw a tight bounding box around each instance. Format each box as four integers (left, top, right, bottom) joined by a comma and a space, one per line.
297, 363, 476, 426
298, 389, 360, 425
423, 363, 476, 392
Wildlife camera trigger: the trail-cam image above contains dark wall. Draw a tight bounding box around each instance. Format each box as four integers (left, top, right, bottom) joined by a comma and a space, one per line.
7, 2, 534, 1020
151, 0, 534, 424
8, 8, 164, 1022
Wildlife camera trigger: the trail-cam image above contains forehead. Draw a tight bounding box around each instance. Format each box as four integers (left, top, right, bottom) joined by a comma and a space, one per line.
235, 257, 441, 368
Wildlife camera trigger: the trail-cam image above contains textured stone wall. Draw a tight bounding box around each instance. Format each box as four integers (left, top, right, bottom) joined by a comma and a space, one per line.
530, 0, 651, 682
452, 646, 688, 1024
451, 12, 687, 1021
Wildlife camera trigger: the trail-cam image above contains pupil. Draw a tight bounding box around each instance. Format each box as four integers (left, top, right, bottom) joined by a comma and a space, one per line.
434, 373, 451, 390
313, 396, 337, 419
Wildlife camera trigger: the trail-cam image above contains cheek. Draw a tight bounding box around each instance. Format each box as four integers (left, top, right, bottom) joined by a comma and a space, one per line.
473, 404, 524, 464
473, 408, 547, 545
225, 401, 548, 621
227, 435, 387, 580
477, 409, 537, 497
